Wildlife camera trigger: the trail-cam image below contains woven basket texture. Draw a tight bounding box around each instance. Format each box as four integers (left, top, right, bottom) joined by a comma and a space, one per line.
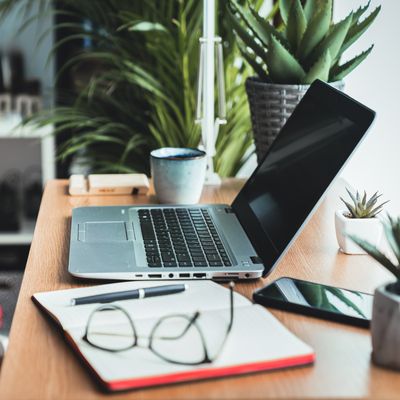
245, 78, 344, 163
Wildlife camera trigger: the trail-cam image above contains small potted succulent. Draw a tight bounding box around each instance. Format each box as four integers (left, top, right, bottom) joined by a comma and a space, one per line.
227, 0, 380, 162
349, 216, 400, 370
335, 188, 388, 255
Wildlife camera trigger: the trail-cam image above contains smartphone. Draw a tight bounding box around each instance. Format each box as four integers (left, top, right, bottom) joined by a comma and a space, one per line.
253, 277, 373, 328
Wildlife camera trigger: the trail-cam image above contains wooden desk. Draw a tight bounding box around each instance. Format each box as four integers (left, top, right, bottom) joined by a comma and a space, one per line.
0, 179, 398, 399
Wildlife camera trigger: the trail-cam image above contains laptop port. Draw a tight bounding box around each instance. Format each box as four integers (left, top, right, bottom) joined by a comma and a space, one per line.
194, 273, 206, 278
135, 274, 143, 278
148, 274, 162, 278
179, 273, 190, 278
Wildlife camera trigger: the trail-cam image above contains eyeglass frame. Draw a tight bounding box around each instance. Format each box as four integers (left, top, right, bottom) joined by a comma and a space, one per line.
82, 282, 234, 366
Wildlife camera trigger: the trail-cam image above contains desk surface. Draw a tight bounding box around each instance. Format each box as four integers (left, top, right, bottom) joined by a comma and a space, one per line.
0, 179, 398, 399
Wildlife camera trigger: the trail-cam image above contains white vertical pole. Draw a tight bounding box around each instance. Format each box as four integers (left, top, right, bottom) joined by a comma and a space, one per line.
202, 0, 219, 184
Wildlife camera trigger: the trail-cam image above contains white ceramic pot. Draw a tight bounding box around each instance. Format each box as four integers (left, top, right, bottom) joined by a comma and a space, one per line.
334, 210, 383, 255
371, 282, 400, 370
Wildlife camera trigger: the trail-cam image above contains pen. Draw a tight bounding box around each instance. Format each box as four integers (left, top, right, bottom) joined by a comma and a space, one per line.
70, 284, 188, 306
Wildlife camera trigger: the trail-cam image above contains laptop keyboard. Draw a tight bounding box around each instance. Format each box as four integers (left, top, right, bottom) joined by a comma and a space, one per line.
138, 208, 232, 268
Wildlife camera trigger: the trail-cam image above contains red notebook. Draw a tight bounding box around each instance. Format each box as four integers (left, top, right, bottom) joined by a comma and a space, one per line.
33, 281, 314, 392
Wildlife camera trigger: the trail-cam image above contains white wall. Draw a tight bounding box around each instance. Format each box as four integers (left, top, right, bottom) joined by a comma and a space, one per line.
0, 2, 54, 107
335, 1, 400, 215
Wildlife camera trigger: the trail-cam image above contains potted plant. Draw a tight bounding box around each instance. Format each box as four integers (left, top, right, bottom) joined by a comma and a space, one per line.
227, 0, 380, 162
335, 188, 388, 255
349, 216, 400, 370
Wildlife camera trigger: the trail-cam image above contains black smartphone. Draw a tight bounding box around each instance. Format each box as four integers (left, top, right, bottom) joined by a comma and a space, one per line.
253, 277, 373, 328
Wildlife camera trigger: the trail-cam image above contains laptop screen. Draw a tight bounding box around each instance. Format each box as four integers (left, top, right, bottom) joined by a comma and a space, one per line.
232, 80, 375, 277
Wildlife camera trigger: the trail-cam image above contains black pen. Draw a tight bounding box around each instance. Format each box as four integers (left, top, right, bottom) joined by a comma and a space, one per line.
70, 284, 188, 306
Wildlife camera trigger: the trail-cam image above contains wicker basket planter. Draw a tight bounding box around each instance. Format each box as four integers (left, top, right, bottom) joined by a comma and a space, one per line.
245, 77, 344, 163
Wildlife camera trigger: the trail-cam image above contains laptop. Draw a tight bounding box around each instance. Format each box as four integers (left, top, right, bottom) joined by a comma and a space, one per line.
68, 80, 375, 281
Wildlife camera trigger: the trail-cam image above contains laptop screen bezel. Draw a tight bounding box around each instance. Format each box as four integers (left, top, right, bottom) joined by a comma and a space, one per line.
231, 80, 376, 277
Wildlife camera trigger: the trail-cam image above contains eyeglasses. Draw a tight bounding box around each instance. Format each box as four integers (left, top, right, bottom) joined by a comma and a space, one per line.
82, 282, 234, 365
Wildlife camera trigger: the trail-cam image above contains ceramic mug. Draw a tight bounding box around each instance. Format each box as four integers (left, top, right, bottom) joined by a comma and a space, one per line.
150, 147, 206, 204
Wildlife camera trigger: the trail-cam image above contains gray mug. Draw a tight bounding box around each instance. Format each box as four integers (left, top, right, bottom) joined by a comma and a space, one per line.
150, 147, 206, 204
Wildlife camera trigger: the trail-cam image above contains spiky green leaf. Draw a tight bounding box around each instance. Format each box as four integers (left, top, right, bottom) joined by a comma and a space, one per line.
306, 12, 352, 69
230, 0, 271, 47
351, 1, 371, 26
297, 0, 332, 62
303, 0, 324, 22
331, 45, 374, 81
339, 6, 381, 57
286, 0, 307, 52
237, 39, 269, 80
249, 4, 290, 49
362, 190, 367, 206
346, 187, 357, 204
303, 49, 331, 83
266, 35, 306, 84
279, 0, 293, 25
348, 235, 400, 280
366, 192, 380, 209
226, 5, 268, 63
340, 198, 356, 218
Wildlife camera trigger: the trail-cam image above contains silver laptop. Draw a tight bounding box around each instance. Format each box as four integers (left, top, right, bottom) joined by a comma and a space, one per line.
68, 80, 375, 281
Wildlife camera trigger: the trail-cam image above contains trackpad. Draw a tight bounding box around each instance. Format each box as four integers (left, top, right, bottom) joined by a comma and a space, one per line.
82, 221, 128, 242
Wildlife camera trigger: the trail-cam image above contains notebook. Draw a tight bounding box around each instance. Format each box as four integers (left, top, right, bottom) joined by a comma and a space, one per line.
32, 281, 314, 392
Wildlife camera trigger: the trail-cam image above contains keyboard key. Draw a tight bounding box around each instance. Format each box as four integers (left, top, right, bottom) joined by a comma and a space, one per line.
206, 254, 221, 262
164, 262, 177, 267
141, 222, 155, 239
179, 261, 193, 267
148, 263, 161, 268
209, 261, 222, 267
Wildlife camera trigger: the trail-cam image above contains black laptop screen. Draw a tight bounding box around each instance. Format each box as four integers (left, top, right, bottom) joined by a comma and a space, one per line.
232, 80, 375, 276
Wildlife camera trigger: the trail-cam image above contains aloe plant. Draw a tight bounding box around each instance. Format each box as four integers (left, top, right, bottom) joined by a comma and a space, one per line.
350, 216, 400, 294
341, 188, 388, 219
227, 0, 381, 84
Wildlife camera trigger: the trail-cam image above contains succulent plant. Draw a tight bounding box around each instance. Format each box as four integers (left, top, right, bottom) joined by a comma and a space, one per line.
350, 216, 400, 293
227, 0, 381, 84
340, 188, 388, 219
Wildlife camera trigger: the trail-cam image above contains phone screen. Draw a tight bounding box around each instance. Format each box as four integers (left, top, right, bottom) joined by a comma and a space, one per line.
256, 277, 373, 321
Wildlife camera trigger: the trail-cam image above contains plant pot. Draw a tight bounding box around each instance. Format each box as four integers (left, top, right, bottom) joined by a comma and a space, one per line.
245, 78, 344, 163
371, 283, 400, 370
334, 210, 383, 255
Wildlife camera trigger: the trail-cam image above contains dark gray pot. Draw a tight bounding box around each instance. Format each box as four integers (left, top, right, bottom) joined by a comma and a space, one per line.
371, 282, 400, 370
245, 77, 344, 163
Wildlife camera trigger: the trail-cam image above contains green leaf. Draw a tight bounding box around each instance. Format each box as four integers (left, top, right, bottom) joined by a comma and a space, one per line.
230, 0, 271, 47
345, 187, 357, 204
339, 6, 381, 57
303, 0, 324, 22
348, 235, 400, 280
286, 0, 307, 52
297, 0, 332, 63
340, 197, 356, 218
237, 40, 269, 80
279, 0, 293, 25
366, 192, 379, 209
331, 45, 374, 81
306, 12, 352, 69
266, 35, 306, 84
249, 4, 290, 48
226, 5, 268, 63
303, 49, 331, 83
362, 190, 367, 206
351, 1, 371, 26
